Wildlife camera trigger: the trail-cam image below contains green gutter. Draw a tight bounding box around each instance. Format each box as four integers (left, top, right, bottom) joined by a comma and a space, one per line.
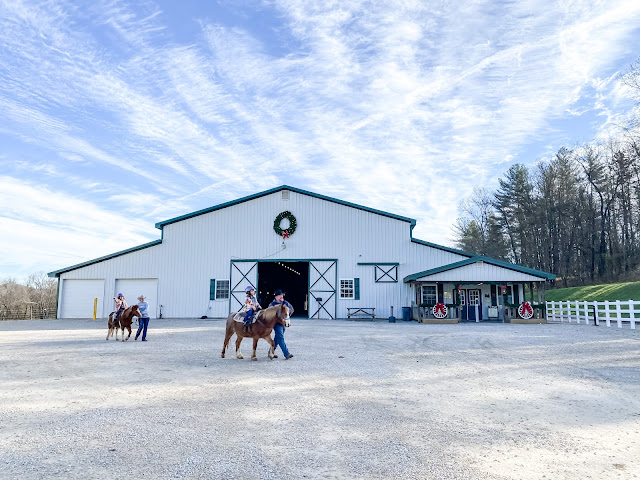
48, 239, 162, 277
410, 237, 474, 258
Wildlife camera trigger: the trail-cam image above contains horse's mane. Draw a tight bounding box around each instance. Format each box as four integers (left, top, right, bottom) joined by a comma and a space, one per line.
259, 304, 288, 322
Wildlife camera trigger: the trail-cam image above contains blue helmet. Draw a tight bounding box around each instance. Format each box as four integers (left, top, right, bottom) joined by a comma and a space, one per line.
245, 285, 255, 293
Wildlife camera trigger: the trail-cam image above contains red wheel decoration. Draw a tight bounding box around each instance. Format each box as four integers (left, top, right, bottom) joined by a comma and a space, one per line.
432, 303, 448, 319
517, 301, 534, 319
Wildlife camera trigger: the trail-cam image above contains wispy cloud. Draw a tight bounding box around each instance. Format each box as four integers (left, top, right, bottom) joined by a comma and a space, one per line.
0, 0, 639, 278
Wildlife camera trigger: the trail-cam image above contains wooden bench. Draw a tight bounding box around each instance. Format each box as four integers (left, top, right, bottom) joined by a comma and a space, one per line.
347, 307, 375, 319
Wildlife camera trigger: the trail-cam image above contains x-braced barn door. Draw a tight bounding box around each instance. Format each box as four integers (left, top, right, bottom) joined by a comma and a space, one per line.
230, 261, 258, 312
308, 260, 336, 319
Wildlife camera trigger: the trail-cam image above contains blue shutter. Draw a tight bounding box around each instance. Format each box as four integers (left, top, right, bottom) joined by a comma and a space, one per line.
354, 278, 360, 300
210, 279, 216, 300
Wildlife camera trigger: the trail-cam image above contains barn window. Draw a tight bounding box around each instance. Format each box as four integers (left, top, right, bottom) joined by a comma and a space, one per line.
421, 285, 437, 304
374, 265, 398, 283
340, 279, 354, 299
215, 280, 230, 300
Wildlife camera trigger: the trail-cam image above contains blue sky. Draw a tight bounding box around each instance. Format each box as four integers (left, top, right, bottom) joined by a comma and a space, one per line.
1, 0, 640, 280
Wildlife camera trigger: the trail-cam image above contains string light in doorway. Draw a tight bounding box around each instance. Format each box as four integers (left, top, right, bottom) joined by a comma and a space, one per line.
276, 262, 301, 276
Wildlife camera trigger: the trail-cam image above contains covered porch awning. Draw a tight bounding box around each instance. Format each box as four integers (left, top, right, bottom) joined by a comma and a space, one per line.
403, 256, 555, 284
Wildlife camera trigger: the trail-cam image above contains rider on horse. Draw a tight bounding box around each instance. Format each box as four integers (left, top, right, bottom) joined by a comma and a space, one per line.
242, 286, 261, 332
109, 293, 128, 325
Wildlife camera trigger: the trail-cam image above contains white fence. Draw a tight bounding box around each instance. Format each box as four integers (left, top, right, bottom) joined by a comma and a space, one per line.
545, 300, 639, 330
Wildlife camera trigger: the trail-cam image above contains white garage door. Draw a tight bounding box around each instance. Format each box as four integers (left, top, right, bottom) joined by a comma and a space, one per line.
114, 279, 158, 318
60, 279, 105, 319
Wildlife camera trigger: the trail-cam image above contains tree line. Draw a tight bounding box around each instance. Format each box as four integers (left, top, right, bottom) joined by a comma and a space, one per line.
454, 59, 640, 287
0, 273, 58, 320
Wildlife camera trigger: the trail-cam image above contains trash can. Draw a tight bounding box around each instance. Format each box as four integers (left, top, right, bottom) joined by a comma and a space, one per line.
402, 307, 411, 322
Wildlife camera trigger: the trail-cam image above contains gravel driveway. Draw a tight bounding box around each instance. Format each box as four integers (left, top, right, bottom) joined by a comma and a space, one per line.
1, 318, 639, 479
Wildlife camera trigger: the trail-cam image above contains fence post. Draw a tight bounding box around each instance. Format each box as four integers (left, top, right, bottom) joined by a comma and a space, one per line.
604, 301, 610, 327
570, 301, 575, 323
559, 301, 564, 322
593, 302, 599, 326
615, 300, 622, 328
630, 300, 636, 330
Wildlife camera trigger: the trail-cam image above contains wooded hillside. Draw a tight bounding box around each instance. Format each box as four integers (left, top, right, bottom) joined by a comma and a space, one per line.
455, 59, 640, 287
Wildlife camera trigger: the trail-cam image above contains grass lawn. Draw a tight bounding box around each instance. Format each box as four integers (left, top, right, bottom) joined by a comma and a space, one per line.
545, 281, 640, 301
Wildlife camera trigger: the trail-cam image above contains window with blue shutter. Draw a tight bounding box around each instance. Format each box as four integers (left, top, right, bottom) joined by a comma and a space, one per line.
210, 279, 216, 300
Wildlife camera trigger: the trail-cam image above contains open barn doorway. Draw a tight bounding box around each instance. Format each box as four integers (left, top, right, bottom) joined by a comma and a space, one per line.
257, 261, 309, 318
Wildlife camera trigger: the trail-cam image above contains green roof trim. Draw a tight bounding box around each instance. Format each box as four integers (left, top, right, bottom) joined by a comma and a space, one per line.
410, 238, 474, 258
403, 255, 555, 283
155, 185, 417, 229
48, 239, 162, 277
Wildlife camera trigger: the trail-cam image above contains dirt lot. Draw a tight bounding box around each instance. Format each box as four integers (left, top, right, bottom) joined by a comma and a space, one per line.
0, 318, 639, 479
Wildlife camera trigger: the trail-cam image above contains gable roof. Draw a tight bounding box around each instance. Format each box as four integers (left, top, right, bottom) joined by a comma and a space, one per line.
403, 255, 555, 282
155, 185, 417, 230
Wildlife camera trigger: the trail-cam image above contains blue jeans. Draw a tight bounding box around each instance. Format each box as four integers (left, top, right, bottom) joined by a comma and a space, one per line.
273, 323, 290, 357
244, 309, 254, 325
136, 317, 150, 340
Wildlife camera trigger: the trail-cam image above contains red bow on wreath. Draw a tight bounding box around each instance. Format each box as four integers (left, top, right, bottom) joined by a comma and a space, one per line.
522, 302, 532, 315
281, 230, 290, 239
435, 303, 446, 315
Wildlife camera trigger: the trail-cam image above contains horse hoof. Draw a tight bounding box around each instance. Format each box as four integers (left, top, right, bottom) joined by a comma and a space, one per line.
237, 355, 244, 359
251, 357, 258, 361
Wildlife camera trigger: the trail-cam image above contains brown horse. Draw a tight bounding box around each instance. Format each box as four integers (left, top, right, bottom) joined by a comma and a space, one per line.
106, 305, 141, 341
221, 304, 291, 361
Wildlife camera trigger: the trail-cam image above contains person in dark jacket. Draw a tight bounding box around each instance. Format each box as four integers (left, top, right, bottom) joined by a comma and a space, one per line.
269, 289, 293, 359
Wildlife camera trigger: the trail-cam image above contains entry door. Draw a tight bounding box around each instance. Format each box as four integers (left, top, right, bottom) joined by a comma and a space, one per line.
230, 261, 258, 312
467, 289, 481, 321
308, 260, 336, 319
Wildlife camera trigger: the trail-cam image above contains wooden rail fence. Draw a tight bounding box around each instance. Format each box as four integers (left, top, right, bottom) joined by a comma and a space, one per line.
545, 300, 639, 330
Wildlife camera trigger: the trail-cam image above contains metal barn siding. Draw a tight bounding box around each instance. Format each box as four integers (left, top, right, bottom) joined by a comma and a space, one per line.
57, 244, 163, 318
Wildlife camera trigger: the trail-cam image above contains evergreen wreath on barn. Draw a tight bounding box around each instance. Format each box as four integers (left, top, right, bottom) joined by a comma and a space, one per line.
273, 211, 297, 238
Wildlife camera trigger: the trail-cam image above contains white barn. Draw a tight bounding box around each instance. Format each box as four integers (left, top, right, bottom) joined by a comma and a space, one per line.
49, 186, 554, 321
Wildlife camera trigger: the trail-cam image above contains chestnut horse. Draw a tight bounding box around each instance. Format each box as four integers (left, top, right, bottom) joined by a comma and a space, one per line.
106, 305, 141, 341
221, 304, 291, 361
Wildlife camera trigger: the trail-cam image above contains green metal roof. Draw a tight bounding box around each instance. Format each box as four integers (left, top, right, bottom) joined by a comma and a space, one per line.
403, 255, 556, 282
155, 185, 417, 229
48, 240, 162, 278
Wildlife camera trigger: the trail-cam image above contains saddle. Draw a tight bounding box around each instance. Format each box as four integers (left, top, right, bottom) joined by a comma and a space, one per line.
233, 311, 259, 323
